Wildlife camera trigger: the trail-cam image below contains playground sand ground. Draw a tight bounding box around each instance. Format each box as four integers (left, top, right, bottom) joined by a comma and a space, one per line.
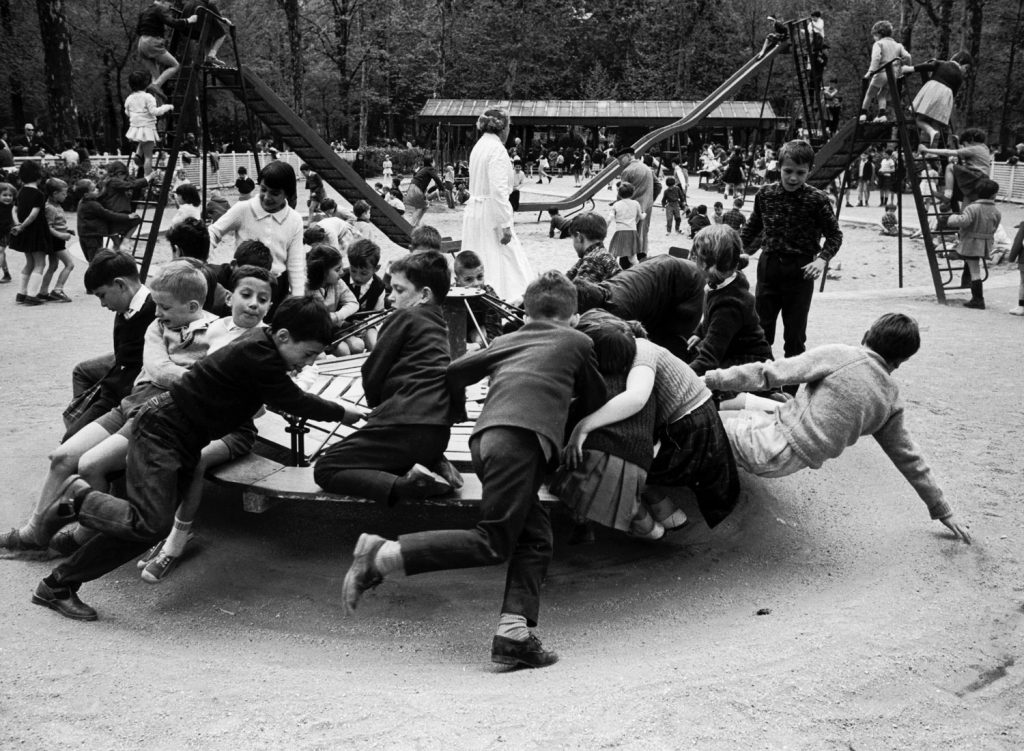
0, 186, 1022, 749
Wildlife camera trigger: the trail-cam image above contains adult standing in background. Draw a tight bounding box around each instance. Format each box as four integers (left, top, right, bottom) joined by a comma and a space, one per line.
462, 108, 534, 301
617, 147, 654, 260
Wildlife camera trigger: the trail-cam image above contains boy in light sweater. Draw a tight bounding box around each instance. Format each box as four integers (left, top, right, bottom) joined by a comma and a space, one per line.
704, 313, 971, 544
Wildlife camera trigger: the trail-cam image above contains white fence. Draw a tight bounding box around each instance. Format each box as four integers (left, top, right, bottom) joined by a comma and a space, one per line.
991, 162, 1024, 204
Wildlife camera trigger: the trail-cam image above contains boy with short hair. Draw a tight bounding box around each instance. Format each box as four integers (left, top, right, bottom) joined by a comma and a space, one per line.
564, 212, 619, 284
211, 238, 273, 289
742, 139, 842, 360
65, 251, 157, 440
879, 203, 899, 236
409, 224, 442, 252
453, 250, 503, 342
712, 201, 725, 224
138, 265, 277, 582
234, 165, 255, 200
722, 198, 746, 231
167, 217, 230, 316
705, 312, 971, 545
661, 176, 685, 233
31, 297, 362, 620
315, 197, 355, 252
341, 271, 607, 669
341, 239, 386, 350
314, 251, 456, 505
548, 209, 571, 239
688, 204, 711, 237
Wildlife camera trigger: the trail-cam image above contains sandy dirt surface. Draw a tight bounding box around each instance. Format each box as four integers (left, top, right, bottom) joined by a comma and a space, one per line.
1, 178, 1022, 749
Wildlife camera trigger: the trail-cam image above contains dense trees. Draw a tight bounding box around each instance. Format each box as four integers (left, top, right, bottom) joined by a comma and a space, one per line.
1, 0, 1021, 151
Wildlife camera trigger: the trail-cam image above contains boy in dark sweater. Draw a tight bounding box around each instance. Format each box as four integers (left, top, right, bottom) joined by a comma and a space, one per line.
314, 251, 457, 504
341, 271, 607, 669
742, 140, 842, 359
73, 179, 142, 262
64, 251, 157, 441
574, 254, 705, 359
31, 297, 362, 621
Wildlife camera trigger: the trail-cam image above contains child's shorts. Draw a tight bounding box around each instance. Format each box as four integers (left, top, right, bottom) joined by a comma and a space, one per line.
721, 409, 806, 478
94, 404, 135, 437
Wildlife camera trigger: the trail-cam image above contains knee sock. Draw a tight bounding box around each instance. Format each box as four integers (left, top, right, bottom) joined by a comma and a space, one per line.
496, 612, 530, 641
26, 270, 43, 297
374, 540, 404, 576
162, 516, 193, 557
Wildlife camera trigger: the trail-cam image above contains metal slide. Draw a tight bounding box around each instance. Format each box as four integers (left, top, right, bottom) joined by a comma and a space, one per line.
516, 42, 787, 213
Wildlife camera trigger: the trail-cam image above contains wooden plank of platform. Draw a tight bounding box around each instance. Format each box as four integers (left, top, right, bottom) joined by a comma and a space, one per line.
208, 453, 559, 513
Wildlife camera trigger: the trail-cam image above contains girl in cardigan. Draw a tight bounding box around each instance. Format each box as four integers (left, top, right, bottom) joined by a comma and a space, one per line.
550, 310, 662, 539
306, 243, 360, 353
943, 178, 1001, 309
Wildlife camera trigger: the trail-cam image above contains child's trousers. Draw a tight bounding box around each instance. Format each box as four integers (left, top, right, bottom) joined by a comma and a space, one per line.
313, 423, 450, 502
398, 427, 552, 626
49, 394, 201, 589
755, 251, 816, 359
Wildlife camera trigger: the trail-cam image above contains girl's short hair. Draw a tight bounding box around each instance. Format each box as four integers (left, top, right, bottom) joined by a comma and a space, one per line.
307, 244, 343, 290
18, 160, 42, 183
0, 181, 15, 197
692, 225, 748, 280
476, 108, 509, 135
871, 20, 893, 38
149, 259, 208, 304
959, 127, 986, 144
128, 70, 150, 92
576, 309, 637, 375
258, 160, 297, 198
174, 183, 201, 206
44, 177, 68, 198
617, 182, 635, 199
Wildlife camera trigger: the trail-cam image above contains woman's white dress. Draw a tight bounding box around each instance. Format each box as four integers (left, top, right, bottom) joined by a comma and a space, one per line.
461, 132, 534, 301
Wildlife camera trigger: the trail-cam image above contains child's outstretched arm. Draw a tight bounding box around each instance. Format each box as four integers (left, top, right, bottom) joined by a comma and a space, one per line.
703, 347, 837, 393
563, 363, 652, 469
873, 409, 971, 544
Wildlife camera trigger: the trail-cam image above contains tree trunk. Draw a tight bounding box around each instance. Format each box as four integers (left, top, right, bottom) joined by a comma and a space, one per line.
937, 0, 953, 58
961, 0, 985, 121
900, 0, 920, 49
35, 0, 80, 145
998, 0, 1024, 147
0, 0, 25, 126
101, 48, 120, 154
329, 0, 351, 142
275, 0, 305, 117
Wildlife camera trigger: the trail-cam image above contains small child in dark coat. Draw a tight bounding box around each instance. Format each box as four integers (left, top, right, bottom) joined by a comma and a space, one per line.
341, 271, 607, 669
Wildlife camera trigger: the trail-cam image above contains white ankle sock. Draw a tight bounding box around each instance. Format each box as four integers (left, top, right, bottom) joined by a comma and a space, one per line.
496, 613, 530, 641
374, 540, 404, 576
162, 517, 192, 557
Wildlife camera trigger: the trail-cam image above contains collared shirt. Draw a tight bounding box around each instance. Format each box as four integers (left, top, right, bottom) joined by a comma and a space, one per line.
125, 285, 151, 320
209, 200, 305, 295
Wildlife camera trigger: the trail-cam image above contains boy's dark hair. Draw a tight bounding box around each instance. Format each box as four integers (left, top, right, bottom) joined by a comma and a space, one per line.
299, 163, 310, 172
409, 224, 442, 251
975, 178, 999, 199
733, 198, 744, 208
347, 238, 381, 269
713, 201, 723, 210
959, 127, 986, 145
303, 225, 327, 245
389, 250, 450, 301
270, 295, 334, 346
306, 244, 343, 289
18, 160, 42, 183
166, 217, 210, 261
617, 182, 635, 199
568, 212, 607, 241
863, 312, 920, 363
666, 176, 676, 186
353, 199, 370, 218
320, 197, 337, 213
524, 271, 576, 320
237, 166, 248, 175
128, 70, 149, 91
454, 250, 482, 272
83, 249, 139, 292
258, 160, 297, 199
233, 239, 272, 269
548, 209, 560, 216
174, 183, 201, 206
778, 139, 815, 167
576, 309, 636, 375
229, 264, 276, 292
696, 205, 708, 215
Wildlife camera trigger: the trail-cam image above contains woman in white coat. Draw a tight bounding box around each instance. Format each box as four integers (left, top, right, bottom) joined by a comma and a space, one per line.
461, 108, 534, 301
